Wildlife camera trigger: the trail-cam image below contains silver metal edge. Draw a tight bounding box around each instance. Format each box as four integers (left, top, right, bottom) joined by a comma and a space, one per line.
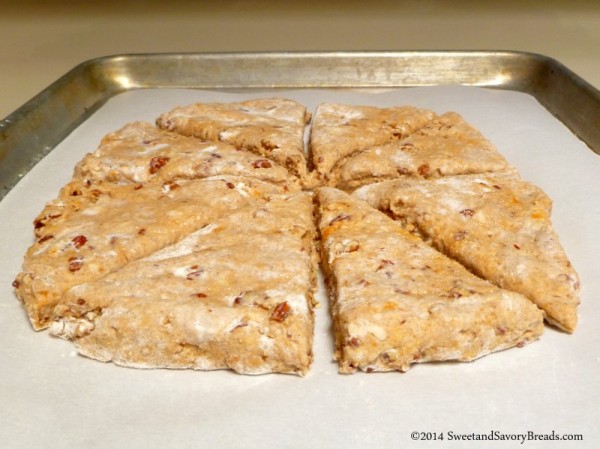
1, 50, 598, 201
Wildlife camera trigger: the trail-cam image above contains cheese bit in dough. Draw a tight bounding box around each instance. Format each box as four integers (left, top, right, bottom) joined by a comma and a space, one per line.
355, 173, 580, 332
50, 193, 317, 376
317, 187, 544, 373
14, 176, 282, 330
309, 103, 437, 183
156, 98, 311, 183
74, 122, 301, 192
330, 112, 515, 191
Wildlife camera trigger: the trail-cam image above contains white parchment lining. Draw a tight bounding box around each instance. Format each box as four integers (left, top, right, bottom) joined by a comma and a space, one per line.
1, 86, 598, 449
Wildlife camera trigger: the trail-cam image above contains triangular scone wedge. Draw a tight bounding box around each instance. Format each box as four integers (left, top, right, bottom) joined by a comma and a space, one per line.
74, 122, 301, 192
309, 103, 437, 182
317, 188, 544, 373
355, 173, 580, 332
50, 193, 317, 376
331, 112, 515, 191
156, 98, 311, 182
14, 176, 281, 330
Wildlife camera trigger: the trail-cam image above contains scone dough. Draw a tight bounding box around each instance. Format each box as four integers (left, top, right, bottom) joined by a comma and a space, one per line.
331, 112, 514, 191
75, 122, 301, 192
15, 176, 282, 330
355, 173, 580, 332
309, 103, 436, 182
50, 193, 317, 376
157, 98, 312, 183
317, 187, 544, 373
13, 98, 580, 375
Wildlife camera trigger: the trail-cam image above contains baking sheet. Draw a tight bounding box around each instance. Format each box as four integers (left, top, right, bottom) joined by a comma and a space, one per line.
1, 86, 598, 448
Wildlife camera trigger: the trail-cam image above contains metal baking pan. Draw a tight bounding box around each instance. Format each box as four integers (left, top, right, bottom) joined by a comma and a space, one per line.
1, 50, 599, 201
3, 52, 600, 448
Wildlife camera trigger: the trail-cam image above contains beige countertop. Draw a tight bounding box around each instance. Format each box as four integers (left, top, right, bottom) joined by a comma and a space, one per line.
1, 0, 598, 119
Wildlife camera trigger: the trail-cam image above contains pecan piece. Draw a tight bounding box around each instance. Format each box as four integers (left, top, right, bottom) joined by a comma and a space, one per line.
270, 301, 291, 322
34, 213, 62, 229
260, 139, 277, 151
417, 163, 430, 177
329, 214, 351, 225
376, 259, 395, 271
38, 234, 54, 244
12, 279, 20, 289
447, 289, 463, 299
149, 156, 170, 174
72, 235, 88, 249
68, 256, 83, 272
460, 208, 475, 217
348, 337, 361, 347
252, 159, 272, 169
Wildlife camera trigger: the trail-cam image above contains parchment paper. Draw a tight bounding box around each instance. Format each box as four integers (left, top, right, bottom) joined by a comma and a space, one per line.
1, 86, 598, 448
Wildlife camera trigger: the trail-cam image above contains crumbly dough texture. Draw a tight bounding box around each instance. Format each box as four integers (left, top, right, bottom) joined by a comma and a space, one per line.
50, 193, 317, 376
317, 187, 544, 373
75, 122, 301, 192
156, 98, 312, 183
330, 112, 514, 191
309, 103, 437, 182
355, 173, 580, 332
15, 176, 282, 330
13, 97, 580, 375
